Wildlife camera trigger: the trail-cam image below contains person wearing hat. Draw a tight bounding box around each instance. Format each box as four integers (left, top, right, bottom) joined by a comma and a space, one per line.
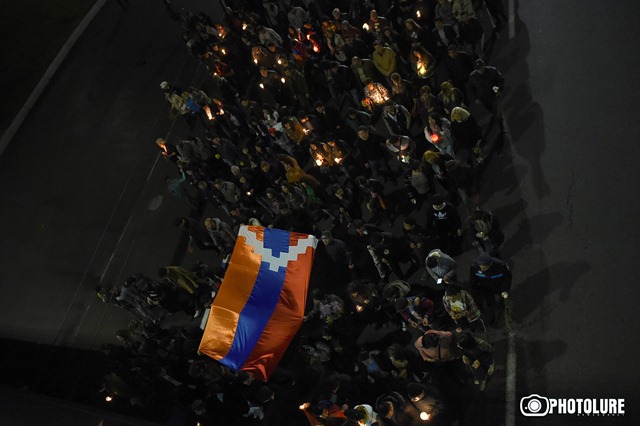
425, 194, 463, 255
469, 253, 512, 325
468, 58, 506, 132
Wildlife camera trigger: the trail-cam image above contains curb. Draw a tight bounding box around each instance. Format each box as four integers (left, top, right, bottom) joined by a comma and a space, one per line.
0, 0, 109, 157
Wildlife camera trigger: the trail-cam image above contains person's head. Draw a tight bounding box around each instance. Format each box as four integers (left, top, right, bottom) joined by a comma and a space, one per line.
357, 125, 370, 140
351, 56, 362, 67
391, 72, 402, 85
370, 9, 379, 22
474, 58, 486, 74
446, 284, 463, 296
419, 84, 432, 101
373, 39, 383, 52
204, 217, 217, 230
266, 41, 277, 52
434, 17, 444, 29
314, 100, 325, 112
260, 160, 270, 172
422, 149, 440, 164
332, 8, 341, 20
393, 297, 410, 312
344, 408, 366, 422
440, 80, 455, 96
447, 43, 458, 58
431, 194, 445, 209
259, 66, 269, 77
378, 401, 395, 419
476, 253, 493, 271
321, 230, 333, 245
428, 113, 443, 129
426, 255, 439, 268
404, 18, 415, 31
451, 106, 471, 123
384, 102, 397, 115
407, 382, 426, 402
421, 332, 439, 348
403, 217, 416, 230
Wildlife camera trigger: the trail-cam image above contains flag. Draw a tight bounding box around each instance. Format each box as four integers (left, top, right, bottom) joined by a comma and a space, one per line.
198, 225, 317, 380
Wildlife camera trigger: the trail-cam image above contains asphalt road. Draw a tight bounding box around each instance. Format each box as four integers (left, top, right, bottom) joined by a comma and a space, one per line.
0, 0, 639, 425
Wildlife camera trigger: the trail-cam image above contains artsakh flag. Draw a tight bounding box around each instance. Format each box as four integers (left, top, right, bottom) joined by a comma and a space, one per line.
198, 225, 317, 381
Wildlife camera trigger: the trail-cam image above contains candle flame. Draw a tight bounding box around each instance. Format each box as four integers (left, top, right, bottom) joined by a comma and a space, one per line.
416, 10, 421, 18
259, 83, 264, 89
362, 23, 370, 31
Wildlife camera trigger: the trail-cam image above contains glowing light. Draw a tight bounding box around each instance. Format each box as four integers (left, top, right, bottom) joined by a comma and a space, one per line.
242, 23, 248, 30
431, 133, 440, 143
303, 128, 309, 134
416, 10, 421, 18
254, 58, 258, 64
315, 158, 323, 166
105, 396, 113, 402
281, 77, 286, 83
259, 83, 265, 90
420, 412, 430, 421
356, 305, 363, 312
221, 48, 226, 55
335, 157, 342, 164
417, 61, 428, 77
312, 44, 320, 53
277, 59, 282, 64
204, 105, 213, 120
362, 23, 370, 31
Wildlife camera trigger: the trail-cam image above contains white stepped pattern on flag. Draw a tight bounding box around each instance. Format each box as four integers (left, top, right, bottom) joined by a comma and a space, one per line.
241, 226, 318, 272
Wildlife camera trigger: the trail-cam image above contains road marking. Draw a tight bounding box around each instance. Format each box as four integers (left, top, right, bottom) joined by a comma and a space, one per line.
509, 0, 515, 39
0, 0, 109, 156
506, 329, 517, 426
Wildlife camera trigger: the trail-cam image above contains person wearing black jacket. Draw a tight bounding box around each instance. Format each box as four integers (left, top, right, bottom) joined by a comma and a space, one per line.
356, 125, 390, 180
425, 194, 462, 255
469, 253, 512, 324
329, 61, 360, 108
468, 59, 506, 132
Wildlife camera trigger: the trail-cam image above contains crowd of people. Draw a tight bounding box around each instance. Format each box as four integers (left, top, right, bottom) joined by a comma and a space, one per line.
97, 0, 516, 424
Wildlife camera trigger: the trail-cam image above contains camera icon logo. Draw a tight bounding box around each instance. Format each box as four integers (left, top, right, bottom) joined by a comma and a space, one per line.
520, 394, 550, 417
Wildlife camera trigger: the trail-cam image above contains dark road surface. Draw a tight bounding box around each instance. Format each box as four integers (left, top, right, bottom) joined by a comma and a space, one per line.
0, 0, 639, 424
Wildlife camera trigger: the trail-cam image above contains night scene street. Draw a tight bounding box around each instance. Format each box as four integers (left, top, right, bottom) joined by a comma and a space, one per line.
0, 1, 639, 425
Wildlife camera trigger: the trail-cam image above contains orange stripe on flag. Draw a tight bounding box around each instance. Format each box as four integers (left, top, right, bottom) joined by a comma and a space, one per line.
198, 229, 263, 360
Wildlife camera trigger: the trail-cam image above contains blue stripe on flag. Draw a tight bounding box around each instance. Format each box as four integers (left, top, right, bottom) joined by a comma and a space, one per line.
219, 228, 290, 370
